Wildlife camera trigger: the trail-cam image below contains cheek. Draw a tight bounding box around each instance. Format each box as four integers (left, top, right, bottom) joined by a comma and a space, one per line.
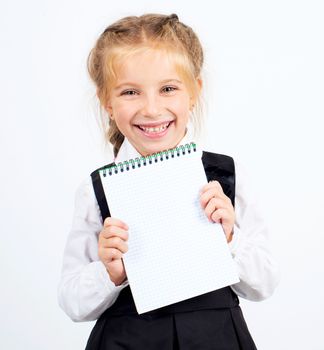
113, 109, 132, 134
114, 104, 134, 122
173, 95, 191, 115
117, 98, 142, 113
176, 98, 189, 110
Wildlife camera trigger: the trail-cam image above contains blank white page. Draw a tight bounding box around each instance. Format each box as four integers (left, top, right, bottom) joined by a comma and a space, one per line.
100, 144, 239, 314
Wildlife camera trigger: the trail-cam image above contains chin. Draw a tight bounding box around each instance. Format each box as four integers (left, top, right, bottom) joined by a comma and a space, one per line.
138, 142, 170, 156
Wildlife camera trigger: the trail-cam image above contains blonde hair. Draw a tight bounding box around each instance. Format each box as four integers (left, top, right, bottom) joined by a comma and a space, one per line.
87, 13, 205, 157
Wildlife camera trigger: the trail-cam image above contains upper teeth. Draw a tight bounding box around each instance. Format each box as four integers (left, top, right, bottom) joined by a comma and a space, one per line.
139, 122, 170, 133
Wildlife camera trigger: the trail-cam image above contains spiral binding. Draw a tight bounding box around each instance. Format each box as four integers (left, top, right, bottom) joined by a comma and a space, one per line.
102, 142, 197, 177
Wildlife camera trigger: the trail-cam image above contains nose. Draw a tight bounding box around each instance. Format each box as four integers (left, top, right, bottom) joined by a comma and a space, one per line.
140, 92, 162, 118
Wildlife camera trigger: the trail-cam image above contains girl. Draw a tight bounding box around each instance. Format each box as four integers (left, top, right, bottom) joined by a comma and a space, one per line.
58, 13, 280, 349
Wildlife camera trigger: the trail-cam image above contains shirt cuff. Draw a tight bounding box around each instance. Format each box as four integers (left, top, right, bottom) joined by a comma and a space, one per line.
92, 261, 129, 295
228, 224, 242, 257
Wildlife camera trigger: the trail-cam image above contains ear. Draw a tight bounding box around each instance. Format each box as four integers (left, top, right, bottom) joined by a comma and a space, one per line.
105, 101, 114, 119
196, 76, 203, 93
106, 106, 113, 118
189, 77, 203, 109
97, 88, 114, 119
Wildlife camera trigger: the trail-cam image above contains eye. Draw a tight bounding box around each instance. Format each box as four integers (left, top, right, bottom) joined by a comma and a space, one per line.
162, 86, 177, 93
121, 90, 138, 96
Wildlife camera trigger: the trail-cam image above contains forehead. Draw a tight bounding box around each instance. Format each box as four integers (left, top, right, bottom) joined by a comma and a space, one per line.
115, 49, 181, 83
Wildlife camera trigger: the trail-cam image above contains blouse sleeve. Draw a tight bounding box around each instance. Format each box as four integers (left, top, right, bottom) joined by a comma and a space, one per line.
57, 176, 129, 322
228, 161, 280, 301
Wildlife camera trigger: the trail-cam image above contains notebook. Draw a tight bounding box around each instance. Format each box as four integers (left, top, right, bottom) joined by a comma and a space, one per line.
99, 142, 239, 314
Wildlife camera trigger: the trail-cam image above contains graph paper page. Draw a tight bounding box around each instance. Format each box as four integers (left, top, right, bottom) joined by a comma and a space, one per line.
100, 146, 239, 314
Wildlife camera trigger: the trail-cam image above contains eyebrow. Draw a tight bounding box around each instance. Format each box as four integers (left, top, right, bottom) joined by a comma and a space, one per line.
114, 79, 183, 90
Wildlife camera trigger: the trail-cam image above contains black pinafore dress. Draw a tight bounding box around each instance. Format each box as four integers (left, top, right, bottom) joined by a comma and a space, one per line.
86, 151, 257, 350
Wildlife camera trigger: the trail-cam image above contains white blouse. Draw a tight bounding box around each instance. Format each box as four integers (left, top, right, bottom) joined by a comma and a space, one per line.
57, 134, 280, 322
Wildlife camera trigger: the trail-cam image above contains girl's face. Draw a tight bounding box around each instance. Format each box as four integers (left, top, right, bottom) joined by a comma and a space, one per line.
106, 50, 197, 156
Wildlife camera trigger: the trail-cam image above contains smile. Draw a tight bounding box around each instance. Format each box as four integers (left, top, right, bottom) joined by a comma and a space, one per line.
135, 121, 173, 139
137, 122, 171, 133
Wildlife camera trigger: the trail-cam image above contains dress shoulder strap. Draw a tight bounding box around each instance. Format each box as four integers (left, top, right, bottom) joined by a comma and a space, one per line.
90, 162, 113, 222
201, 151, 236, 207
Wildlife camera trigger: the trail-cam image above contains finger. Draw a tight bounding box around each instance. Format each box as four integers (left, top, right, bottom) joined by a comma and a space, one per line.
105, 247, 123, 262
103, 217, 129, 230
200, 180, 223, 194
200, 187, 228, 207
99, 246, 122, 263
204, 197, 228, 220
100, 226, 129, 240
225, 230, 234, 243
102, 237, 129, 253
211, 208, 231, 224
217, 219, 234, 242
200, 188, 228, 209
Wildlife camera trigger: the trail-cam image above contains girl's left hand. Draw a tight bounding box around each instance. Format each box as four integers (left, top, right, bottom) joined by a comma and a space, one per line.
200, 180, 235, 243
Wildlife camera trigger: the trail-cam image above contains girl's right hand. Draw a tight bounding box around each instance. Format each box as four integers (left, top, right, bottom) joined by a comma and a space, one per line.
98, 217, 129, 286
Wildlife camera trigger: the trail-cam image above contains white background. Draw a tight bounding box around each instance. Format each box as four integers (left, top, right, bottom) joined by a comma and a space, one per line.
1, 0, 323, 349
